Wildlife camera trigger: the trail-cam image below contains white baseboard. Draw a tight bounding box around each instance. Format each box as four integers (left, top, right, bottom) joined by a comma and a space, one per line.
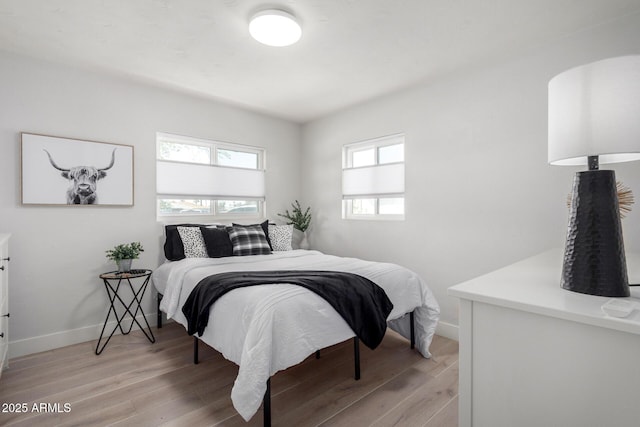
435, 321, 459, 341
8, 312, 161, 360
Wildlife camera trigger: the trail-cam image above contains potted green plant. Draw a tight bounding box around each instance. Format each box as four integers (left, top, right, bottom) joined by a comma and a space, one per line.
105, 242, 144, 272
277, 200, 311, 249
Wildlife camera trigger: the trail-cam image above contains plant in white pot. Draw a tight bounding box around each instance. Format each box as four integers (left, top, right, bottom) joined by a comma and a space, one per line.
277, 200, 312, 249
105, 242, 144, 272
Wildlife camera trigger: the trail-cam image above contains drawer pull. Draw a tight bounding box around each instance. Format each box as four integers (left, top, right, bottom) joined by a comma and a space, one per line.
1, 313, 8, 318
0, 266, 4, 271
0, 333, 3, 338
1, 257, 8, 261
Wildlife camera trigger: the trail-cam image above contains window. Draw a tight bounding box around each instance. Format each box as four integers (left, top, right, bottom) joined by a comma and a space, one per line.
342, 134, 405, 220
156, 133, 265, 218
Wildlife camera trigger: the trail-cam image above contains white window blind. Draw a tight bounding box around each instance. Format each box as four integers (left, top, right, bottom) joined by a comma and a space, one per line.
342, 163, 404, 198
156, 161, 265, 199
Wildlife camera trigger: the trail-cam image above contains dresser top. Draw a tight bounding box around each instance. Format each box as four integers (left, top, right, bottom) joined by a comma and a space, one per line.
448, 248, 640, 335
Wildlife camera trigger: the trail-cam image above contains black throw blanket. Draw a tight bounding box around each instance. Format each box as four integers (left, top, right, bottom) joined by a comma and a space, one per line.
182, 270, 394, 349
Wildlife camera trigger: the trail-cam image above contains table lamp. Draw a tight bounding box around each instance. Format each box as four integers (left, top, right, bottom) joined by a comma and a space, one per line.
548, 55, 640, 297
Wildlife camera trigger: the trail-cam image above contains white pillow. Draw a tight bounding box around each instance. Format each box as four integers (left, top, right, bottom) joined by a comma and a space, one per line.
268, 224, 294, 251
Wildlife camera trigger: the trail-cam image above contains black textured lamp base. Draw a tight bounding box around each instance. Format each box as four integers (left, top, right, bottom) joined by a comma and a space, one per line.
561, 170, 629, 297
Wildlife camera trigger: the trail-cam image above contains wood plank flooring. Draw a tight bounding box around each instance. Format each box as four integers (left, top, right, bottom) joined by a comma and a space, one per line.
0, 323, 458, 426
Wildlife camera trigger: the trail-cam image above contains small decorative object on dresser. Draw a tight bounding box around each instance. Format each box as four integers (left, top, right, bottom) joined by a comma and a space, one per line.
277, 200, 312, 249
105, 242, 144, 272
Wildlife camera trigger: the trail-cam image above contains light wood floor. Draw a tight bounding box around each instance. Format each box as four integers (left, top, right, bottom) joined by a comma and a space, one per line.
0, 322, 459, 426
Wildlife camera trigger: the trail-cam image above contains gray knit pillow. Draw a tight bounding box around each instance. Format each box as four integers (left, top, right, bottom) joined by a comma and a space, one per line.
177, 226, 208, 258
268, 224, 293, 251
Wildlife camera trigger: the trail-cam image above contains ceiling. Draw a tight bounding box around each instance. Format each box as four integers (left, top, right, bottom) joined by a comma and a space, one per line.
1, 0, 640, 123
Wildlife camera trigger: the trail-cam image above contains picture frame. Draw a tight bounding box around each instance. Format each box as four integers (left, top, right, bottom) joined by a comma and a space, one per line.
21, 133, 134, 206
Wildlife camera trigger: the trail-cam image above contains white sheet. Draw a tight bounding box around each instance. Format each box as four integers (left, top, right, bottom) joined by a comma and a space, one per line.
152, 249, 439, 421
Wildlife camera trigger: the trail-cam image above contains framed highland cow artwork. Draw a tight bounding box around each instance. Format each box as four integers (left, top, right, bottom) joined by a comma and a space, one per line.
21, 133, 134, 206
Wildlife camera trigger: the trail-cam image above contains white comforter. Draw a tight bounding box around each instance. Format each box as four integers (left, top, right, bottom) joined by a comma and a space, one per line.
152, 250, 440, 421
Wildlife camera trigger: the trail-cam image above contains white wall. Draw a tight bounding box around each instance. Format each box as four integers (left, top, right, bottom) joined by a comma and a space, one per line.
301, 13, 640, 338
0, 52, 301, 358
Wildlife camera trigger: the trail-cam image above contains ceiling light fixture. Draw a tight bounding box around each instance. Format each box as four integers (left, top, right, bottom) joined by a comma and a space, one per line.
249, 9, 302, 47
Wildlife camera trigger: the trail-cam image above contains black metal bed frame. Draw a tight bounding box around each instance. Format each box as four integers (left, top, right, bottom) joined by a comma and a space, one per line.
157, 293, 416, 427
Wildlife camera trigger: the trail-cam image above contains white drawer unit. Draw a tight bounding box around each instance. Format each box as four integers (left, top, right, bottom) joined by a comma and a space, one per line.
0, 234, 10, 377
449, 249, 640, 427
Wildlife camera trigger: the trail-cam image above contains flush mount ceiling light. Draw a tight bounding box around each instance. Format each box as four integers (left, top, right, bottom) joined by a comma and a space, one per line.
249, 9, 301, 47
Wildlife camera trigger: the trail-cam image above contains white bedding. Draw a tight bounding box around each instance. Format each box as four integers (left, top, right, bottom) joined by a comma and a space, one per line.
152, 249, 440, 421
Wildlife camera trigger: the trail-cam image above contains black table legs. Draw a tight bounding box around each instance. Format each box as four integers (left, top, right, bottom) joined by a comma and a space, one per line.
96, 272, 155, 355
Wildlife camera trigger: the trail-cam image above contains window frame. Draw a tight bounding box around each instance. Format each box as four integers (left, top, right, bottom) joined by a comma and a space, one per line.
343, 134, 404, 168
157, 132, 264, 170
342, 134, 405, 220
156, 132, 266, 219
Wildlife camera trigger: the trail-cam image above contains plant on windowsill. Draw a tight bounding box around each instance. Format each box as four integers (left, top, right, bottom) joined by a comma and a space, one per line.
277, 200, 311, 249
105, 242, 144, 272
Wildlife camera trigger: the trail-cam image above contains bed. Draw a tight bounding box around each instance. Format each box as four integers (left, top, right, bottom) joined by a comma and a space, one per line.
152, 224, 440, 424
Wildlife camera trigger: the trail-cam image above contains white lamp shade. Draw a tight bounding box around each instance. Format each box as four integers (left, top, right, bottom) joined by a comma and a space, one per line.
548, 55, 640, 166
157, 161, 265, 199
342, 163, 405, 198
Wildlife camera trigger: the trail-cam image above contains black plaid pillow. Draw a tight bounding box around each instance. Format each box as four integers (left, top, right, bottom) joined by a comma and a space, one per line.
226, 225, 272, 256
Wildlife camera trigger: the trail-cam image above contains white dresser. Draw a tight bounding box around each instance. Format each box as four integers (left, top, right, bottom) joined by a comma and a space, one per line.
449, 249, 640, 427
0, 234, 10, 377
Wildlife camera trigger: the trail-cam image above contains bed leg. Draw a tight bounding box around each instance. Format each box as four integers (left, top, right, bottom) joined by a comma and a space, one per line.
193, 337, 199, 365
264, 378, 271, 427
410, 310, 415, 350
315, 350, 320, 359
353, 337, 360, 380
157, 293, 163, 329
